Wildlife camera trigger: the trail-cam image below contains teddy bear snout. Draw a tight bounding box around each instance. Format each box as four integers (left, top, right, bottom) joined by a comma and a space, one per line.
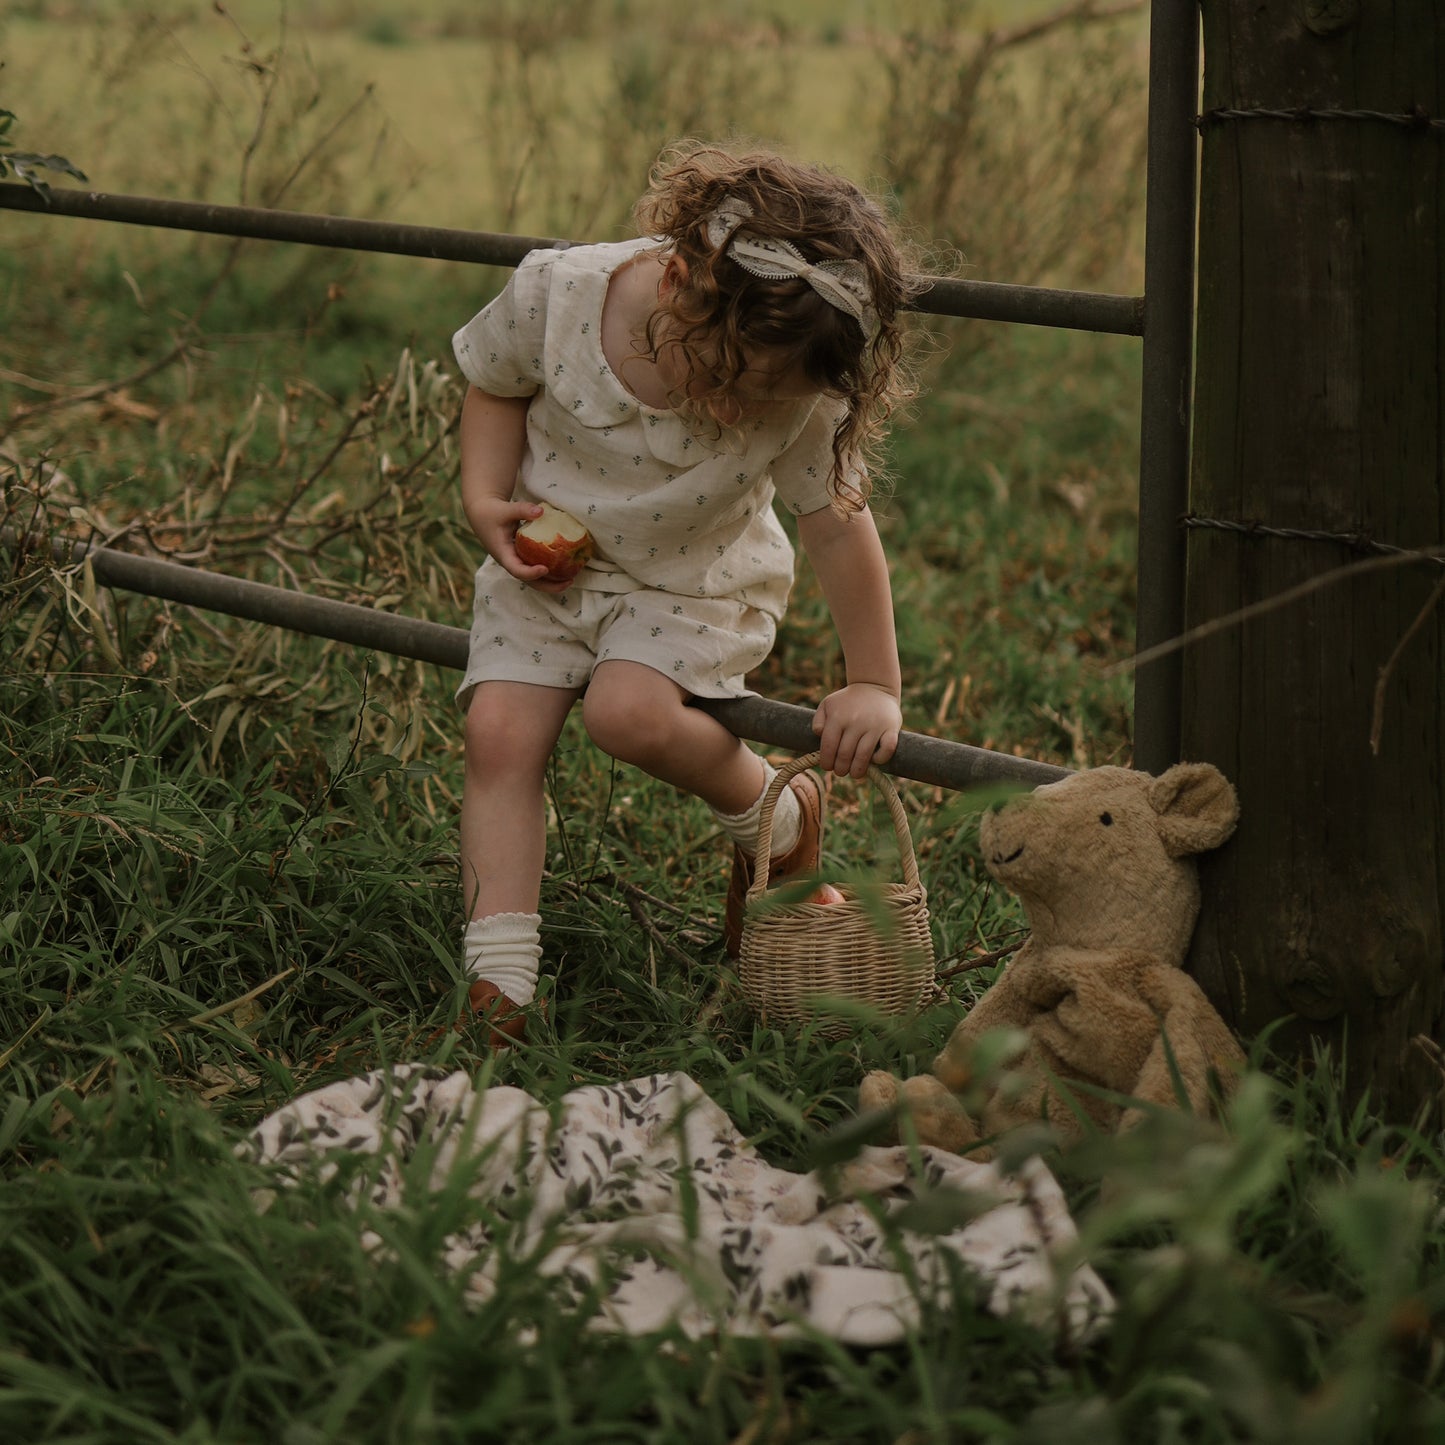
980, 795, 1039, 855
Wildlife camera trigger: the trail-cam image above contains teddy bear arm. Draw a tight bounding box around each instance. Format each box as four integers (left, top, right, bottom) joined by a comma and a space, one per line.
1121, 1002, 1242, 1127
1136, 971, 1246, 1091
929, 974, 1038, 1092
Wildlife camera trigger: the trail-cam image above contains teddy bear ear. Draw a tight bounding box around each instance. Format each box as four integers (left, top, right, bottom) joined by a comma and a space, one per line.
1147, 762, 1240, 857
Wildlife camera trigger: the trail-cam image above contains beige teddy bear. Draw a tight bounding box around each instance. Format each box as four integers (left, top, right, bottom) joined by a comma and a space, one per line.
860, 763, 1246, 1155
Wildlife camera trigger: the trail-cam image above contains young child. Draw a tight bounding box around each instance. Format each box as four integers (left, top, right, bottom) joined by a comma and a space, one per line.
449, 141, 922, 1044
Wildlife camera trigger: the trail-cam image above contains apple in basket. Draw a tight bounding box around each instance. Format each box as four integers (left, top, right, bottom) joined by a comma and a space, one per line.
515, 502, 594, 583
808, 883, 847, 906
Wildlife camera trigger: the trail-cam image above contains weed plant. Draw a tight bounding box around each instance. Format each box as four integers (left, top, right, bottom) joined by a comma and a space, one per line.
2, 2, 1443, 1440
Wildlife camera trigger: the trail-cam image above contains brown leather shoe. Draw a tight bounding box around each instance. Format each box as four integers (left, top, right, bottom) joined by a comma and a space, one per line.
722, 769, 824, 957
463, 978, 529, 1047
427, 978, 529, 1049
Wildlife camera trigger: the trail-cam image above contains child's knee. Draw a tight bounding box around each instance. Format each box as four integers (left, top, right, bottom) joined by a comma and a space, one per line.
465, 688, 550, 775
581, 680, 675, 765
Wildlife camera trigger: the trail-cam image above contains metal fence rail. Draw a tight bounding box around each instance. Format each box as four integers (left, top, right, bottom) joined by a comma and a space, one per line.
0, 184, 1145, 337
1, 0, 1199, 786
16, 531, 1069, 791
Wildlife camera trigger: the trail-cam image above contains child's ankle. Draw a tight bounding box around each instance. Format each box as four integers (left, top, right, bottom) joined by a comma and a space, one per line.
711, 763, 801, 859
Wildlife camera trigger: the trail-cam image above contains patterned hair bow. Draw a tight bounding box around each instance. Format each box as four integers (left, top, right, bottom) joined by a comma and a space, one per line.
703, 197, 876, 336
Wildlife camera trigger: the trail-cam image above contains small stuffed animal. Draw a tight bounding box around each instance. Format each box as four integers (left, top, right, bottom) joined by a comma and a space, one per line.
860, 763, 1246, 1155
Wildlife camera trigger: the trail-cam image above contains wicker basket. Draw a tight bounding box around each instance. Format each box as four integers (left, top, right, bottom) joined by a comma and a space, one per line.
737, 752, 936, 1033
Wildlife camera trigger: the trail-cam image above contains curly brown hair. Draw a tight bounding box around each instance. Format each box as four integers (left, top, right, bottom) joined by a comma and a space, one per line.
632, 140, 926, 514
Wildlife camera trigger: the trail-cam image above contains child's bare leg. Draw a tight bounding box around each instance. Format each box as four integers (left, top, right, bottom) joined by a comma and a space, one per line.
454, 680, 579, 1037
456, 679, 580, 1034
461, 680, 580, 919
581, 662, 818, 955
580, 660, 765, 812
581, 659, 811, 859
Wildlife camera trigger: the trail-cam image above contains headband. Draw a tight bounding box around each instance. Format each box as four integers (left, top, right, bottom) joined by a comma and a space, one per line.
703, 197, 876, 336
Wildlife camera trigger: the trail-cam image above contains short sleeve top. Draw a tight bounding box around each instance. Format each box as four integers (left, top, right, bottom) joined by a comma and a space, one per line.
452, 238, 848, 617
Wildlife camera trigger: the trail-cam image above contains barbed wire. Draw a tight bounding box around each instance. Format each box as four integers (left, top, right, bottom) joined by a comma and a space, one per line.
1183, 513, 1445, 566
1195, 106, 1445, 132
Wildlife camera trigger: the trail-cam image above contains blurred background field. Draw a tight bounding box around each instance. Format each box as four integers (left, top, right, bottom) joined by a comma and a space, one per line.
1, 0, 1148, 755
7, 4, 1439, 1442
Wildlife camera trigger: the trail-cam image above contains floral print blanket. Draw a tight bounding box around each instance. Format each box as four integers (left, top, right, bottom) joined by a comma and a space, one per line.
243, 1067, 1112, 1348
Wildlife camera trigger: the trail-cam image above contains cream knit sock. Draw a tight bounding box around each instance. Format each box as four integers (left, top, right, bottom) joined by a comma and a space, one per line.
462, 912, 542, 1006
712, 761, 802, 860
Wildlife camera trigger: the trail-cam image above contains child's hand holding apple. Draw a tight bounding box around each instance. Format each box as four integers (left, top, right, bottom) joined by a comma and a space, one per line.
514, 502, 595, 587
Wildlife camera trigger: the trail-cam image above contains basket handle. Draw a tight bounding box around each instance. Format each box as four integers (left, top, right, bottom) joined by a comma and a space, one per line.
749, 751, 923, 896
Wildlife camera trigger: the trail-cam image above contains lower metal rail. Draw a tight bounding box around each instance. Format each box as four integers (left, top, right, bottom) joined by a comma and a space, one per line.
15, 534, 1069, 791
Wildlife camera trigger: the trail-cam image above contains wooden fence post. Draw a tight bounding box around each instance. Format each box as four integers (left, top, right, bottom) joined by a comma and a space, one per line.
1184, 0, 1444, 1119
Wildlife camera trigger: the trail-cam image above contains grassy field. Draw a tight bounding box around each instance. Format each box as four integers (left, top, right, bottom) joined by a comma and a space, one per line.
2, 1, 1444, 1441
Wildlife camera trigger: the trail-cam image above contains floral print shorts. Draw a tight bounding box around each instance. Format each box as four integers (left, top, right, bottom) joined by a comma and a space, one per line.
456, 565, 777, 707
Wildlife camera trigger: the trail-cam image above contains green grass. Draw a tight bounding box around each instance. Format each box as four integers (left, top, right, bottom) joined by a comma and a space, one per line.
2, 2, 1442, 1438
4, 588, 1443, 1442
3, 301, 1442, 1439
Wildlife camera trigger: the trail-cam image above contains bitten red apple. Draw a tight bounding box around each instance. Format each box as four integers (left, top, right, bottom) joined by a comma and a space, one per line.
808, 883, 847, 906
515, 502, 594, 583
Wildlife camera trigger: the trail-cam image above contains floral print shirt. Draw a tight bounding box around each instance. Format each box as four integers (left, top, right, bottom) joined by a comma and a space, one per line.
452, 238, 844, 619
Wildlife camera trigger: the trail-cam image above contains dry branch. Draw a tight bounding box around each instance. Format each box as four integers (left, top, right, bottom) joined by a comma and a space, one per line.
1370, 572, 1445, 755
1110, 546, 1445, 677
